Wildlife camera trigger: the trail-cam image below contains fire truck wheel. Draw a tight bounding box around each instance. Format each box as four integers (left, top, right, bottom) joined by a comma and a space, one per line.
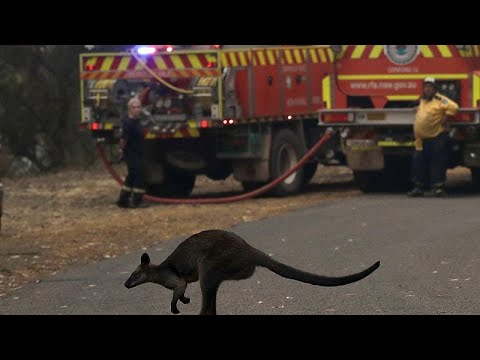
382, 156, 411, 192
302, 162, 318, 185
206, 160, 233, 181
269, 129, 305, 197
103, 143, 123, 165
146, 170, 196, 198
241, 181, 266, 193
353, 170, 383, 193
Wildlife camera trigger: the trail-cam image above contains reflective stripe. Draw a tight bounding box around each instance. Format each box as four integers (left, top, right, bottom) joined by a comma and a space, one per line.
436, 45, 452, 58
474, 46, 480, 57
473, 74, 480, 107
228, 52, 238, 67
322, 76, 331, 109
187, 54, 202, 68
293, 49, 302, 63
309, 48, 319, 63
266, 50, 276, 65
318, 49, 327, 63
327, 49, 334, 62
377, 141, 415, 147
85, 57, 97, 66
339, 73, 468, 80
238, 51, 248, 66
420, 45, 434, 58
170, 55, 185, 69
100, 56, 114, 71
284, 50, 294, 64
220, 52, 228, 66
174, 127, 199, 138
351, 45, 367, 59
369, 45, 383, 59
257, 50, 266, 65
348, 146, 379, 151
118, 57, 131, 70
145, 132, 155, 139
386, 95, 419, 101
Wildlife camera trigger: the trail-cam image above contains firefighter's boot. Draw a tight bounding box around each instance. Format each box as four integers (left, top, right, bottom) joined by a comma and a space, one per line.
407, 182, 424, 197
117, 187, 132, 208
131, 190, 148, 208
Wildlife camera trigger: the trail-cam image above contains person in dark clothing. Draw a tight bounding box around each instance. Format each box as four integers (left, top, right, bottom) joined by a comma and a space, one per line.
116, 97, 148, 208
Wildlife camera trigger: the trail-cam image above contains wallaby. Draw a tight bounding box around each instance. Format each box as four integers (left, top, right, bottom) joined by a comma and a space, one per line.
124, 229, 380, 315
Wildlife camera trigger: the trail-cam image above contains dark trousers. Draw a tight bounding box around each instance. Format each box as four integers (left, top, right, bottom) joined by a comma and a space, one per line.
411, 132, 450, 189
124, 151, 145, 191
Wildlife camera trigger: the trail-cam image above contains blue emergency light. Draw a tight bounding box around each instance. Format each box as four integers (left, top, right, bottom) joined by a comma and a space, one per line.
136, 46, 157, 55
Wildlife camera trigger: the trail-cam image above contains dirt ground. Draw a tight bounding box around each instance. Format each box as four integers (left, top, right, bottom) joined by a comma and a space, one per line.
0, 163, 361, 297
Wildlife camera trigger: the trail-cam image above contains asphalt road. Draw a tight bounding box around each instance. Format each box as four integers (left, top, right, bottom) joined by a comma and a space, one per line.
2, 192, 480, 315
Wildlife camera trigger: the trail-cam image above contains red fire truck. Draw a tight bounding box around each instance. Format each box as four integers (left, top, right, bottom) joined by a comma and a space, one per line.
79, 45, 338, 197
79, 45, 480, 197
319, 45, 480, 192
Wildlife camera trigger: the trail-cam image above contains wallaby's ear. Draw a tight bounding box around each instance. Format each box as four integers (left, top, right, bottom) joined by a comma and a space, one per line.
141, 253, 150, 265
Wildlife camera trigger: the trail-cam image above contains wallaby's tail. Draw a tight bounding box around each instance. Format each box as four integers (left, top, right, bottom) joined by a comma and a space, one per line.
255, 250, 380, 287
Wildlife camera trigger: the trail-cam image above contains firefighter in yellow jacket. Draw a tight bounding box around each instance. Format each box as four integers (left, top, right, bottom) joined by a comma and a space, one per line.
407, 77, 459, 197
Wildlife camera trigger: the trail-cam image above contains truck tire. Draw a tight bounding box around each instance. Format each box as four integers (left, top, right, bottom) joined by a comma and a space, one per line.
302, 162, 318, 185
207, 160, 233, 181
269, 129, 305, 196
241, 181, 266, 193
146, 169, 196, 198
383, 156, 412, 192
103, 143, 123, 165
353, 170, 383, 193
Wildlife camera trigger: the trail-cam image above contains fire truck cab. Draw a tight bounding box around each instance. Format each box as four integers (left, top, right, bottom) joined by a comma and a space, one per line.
318, 45, 480, 192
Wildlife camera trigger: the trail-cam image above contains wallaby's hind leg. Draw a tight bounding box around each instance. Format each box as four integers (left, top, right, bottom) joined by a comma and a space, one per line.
171, 280, 188, 314
199, 266, 224, 315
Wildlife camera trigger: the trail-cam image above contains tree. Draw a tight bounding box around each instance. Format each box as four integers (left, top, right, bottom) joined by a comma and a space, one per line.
0, 45, 96, 170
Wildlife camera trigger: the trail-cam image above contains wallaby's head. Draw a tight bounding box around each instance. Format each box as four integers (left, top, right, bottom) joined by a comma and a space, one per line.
124, 253, 151, 289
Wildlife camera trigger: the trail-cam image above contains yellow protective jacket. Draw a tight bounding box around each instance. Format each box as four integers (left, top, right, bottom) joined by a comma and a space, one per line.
414, 93, 459, 150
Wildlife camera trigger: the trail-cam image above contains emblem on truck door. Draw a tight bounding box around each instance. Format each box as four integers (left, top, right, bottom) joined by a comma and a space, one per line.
384, 45, 420, 65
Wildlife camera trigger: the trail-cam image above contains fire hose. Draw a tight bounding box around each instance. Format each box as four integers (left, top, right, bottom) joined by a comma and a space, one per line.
96, 128, 334, 204
129, 49, 194, 95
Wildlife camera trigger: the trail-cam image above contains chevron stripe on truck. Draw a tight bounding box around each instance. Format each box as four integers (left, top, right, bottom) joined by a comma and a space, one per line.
81, 52, 221, 80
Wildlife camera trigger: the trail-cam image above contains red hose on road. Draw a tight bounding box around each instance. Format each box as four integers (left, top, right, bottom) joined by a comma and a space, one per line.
96, 128, 333, 204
